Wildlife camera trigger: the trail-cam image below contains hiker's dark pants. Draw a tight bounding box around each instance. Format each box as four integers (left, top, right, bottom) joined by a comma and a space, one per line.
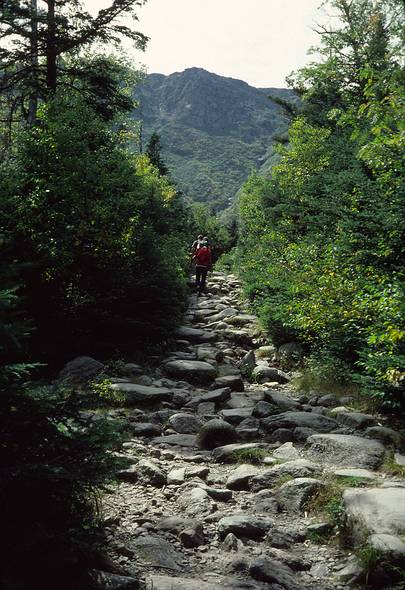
196, 265, 208, 293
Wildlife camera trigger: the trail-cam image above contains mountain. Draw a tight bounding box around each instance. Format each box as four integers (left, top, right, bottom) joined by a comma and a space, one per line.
133, 68, 297, 211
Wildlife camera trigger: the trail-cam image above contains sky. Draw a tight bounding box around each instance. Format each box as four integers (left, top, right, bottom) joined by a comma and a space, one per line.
85, 0, 330, 88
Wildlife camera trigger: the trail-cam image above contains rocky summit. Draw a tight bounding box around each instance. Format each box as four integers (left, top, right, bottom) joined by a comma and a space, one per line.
86, 272, 405, 590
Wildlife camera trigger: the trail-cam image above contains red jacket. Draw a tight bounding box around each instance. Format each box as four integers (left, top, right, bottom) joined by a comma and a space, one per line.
195, 246, 212, 267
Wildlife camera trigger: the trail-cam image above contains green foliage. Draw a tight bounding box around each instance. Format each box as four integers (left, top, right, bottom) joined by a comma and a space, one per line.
234, 0, 405, 408
230, 447, 269, 464
190, 202, 232, 260
1, 92, 189, 364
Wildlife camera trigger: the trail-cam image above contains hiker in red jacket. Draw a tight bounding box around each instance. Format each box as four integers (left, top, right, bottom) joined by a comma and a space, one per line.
194, 239, 212, 295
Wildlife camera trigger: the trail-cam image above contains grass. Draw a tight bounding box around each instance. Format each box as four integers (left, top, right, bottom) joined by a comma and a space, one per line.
231, 447, 270, 464
273, 474, 294, 488
381, 451, 405, 477
305, 479, 345, 530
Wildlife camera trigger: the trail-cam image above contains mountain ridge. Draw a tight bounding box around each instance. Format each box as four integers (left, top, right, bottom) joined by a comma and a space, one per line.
133, 68, 297, 210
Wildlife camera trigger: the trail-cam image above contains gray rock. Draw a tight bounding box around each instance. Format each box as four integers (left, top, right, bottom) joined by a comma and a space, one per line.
174, 326, 217, 343
87, 570, 140, 589
218, 514, 273, 539
272, 428, 294, 443
364, 426, 403, 448
252, 489, 279, 514
214, 375, 244, 391
252, 365, 290, 384
333, 468, 378, 481
306, 434, 386, 468
220, 407, 252, 425
177, 486, 214, 518
236, 416, 261, 441
168, 413, 202, 434
197, 402, 216, 416
262, 411, 337, 433
239, 350, 256, 372
198, 419, 237, 450
368, 533, 405, 562
256, 345, 277, 359
132, 535, 183, 571
167, 467, 186, 485
151, 434, 197, 447
263, 390, 301, 411
249, 557, 300, 590
201, 486, 233, 502
185, 465, 209, 480
164, 360, 217, 384
222, 328, 253, 347
156, 516, 201, 536
110, 383, 173, 405
275, 477, 324, 513
336, 412, 378, 430
252, 400, 278, 418
333, 555, 364, 584
273, 442, 300, 461
130, 422, 162, 437
266, 547, 310, 571
317, 394, 338, 407
59, 356, 105, 383
136, 459, 167, 488
212, 442, 269, 463
222, 532, 244, 552
199, 387, 232, 404
251, 459, 321, 491
179, 527, 204, 548
226, 463, 259, 490
145, 575, 261, 590
120, 362, 143, 377
277, 342, 304, 369
343, 487, 405, 544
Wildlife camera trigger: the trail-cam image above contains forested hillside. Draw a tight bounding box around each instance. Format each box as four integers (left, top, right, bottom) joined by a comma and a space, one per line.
133, 68, 297, 210
233, 0, 404, 409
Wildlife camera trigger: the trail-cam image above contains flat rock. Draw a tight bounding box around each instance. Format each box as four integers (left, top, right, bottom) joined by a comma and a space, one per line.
249, 556, 300, 590
145, 576, 263, 590
333, 468, 378, 481
130, 422, 162, 437
164, 360, 217, 384
198, 387, 231, 404
306, 434, 386, 469
177, 486, 214, 518
275, 477, 324, 513
110, 383, 173, 404
174, 326, 217, 343
251, 459, 321, 491
218, 514, 273, 540
132, 535, 183, 571
343, 487, 405, 544
336, 412, 378, 430
262, 411, 337, 433
226, 464, 260, 490
135, 459, 166, 487
273, 442, 300, 461
263, 390, 301, 411
151, 434, 197, 448
214, 375, 244, 391
87, 570, 140, 589
220, 407, 252, 425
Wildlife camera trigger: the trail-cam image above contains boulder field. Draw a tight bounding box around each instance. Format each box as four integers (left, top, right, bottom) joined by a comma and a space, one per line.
61, 272, 405, 590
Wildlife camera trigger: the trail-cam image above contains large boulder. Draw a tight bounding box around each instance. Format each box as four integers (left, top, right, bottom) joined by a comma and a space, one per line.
218, 514, 273, 540
168, 413, 202, 434
249, 557, 300, 590
263, 390, 301, 411
262, 411, 337, 433
343, 487, 405, 544
252, 365, 290, 384
306, 434, 386, 469
164, 360, 217, 384
110, 383, 173, 405
226, 464, 260, 491
198, 419, 237, 450
59, 356, 105, 384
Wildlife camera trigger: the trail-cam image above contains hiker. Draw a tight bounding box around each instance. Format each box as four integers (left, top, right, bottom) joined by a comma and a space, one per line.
194, 239, 212, 295
190, 234, 204, 257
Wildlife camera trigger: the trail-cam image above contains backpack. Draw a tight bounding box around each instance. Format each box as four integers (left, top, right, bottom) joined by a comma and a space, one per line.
195, 246, 211, 267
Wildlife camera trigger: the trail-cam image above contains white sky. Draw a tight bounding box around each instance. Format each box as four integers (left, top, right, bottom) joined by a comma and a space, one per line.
85, 0, 329, 88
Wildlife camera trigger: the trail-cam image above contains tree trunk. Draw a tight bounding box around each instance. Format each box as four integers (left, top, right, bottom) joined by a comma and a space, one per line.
28, 0, 38, 124
46, 0, 57, 92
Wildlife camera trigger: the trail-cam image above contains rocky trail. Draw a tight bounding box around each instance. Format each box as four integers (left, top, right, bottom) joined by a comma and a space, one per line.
73, 272, 405, 590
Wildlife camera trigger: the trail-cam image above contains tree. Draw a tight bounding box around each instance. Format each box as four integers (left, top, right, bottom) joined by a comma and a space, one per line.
0, 0, 148, 122
146, 131, 169, 175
